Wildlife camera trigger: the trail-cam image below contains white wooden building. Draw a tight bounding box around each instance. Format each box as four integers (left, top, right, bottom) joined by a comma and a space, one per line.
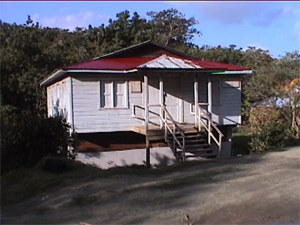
41, 41, 251, 166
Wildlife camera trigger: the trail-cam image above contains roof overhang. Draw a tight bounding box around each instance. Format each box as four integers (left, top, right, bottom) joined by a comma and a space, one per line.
40, 69, 138, 87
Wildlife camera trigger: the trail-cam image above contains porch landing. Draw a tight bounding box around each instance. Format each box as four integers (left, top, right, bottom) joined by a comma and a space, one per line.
132, 125, 164, 141
132, 123, 198, 141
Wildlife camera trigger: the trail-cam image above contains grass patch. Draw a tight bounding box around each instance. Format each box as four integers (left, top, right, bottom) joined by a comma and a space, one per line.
232, 126, 252, 156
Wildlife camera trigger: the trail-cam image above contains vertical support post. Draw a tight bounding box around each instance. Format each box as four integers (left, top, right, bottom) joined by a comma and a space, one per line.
146, 140, 150, 168
207, 78, 212, 146
144, 75, 150, 168
159, 74, 164, 129
144, 75, 149, 131
179, 74, 184, 123
208, 120, 211, 145
194, 74, 199, 129
208, 78, 212, 115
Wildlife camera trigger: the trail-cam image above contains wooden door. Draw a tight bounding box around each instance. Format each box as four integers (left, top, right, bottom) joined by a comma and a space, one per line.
148, 77, 160, 126
164, 77, 181, 122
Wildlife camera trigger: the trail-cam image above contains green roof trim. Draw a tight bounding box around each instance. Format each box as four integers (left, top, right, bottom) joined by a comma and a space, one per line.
212, 70, 252, 75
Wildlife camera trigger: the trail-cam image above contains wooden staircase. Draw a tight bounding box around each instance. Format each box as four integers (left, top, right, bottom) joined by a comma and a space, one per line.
166, 124, 217, 162
132, 104, 223, 163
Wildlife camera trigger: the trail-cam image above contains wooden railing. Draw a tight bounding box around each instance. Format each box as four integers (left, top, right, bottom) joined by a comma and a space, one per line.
192, 103, 224, 158
160, 105, 186, 161
132, 104, 186, 161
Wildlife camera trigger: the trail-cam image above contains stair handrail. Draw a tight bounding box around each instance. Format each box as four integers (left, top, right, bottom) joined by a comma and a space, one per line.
196, 104, 224, 158
131, 104, 186, 161
159, 105, 186, 160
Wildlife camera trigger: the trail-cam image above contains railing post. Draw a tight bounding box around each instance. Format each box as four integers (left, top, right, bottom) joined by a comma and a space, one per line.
194, 74, 198, 128
208, 120, 211, 145
159, 74, 164, 129
198, 106, 201, 132
164, 109, 168, 143
218, 136, 222, 159
173, 125, 176, 153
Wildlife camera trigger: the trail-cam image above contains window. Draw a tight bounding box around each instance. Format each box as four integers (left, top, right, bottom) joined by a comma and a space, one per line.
212, 79, 220, 105
99, 81, 128, 108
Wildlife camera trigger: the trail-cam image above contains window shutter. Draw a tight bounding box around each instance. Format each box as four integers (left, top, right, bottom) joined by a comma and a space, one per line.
114, 81, 125, 108
101, 81, 113, 108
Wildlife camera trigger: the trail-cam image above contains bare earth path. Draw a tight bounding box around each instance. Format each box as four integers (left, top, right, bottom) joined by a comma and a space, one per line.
1, 146, 299, 225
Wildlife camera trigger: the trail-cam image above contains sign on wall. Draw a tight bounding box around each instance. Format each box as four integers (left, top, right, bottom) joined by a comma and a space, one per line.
222, 79, 240, 88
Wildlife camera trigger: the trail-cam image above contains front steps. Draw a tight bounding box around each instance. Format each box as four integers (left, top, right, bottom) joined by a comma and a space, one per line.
166, 125, 217, 161
133, 124, 217, 162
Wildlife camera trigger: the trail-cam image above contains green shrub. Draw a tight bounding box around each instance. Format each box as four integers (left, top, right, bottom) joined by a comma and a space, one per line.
249, 108, 292, 153
1, 106, 74, 174
249, 122, 289, 153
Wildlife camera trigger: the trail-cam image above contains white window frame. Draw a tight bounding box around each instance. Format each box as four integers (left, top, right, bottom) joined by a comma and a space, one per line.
98, 80, 128, 109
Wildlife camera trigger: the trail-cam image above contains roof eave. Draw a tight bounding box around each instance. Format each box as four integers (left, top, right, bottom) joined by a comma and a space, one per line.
40, 69, 66, 87
40, 69, 139, 87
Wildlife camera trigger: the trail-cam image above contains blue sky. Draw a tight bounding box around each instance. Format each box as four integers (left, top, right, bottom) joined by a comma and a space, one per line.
1, 1, 299, 58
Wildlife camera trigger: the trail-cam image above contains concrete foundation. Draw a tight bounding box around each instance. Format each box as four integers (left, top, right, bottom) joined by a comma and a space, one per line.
76, 147, 178, 169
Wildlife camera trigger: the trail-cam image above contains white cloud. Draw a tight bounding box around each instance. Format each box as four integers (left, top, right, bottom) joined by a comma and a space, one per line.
245, 43, 270, 52
31, 14, 39, 24
40, 10, 110, 30
244, 43, 277, 57
293, 20, 300, 41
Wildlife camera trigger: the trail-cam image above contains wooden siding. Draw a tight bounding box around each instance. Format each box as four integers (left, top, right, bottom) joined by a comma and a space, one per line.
65, 72, 242, 133
72, 74, 144, 133
47, 77, 72, 127
212, 77, 242, 125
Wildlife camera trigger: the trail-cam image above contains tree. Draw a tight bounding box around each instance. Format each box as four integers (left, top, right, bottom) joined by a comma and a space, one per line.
0, 17, 91, 115
146, 8, 201, 47
188, 44, 245, 65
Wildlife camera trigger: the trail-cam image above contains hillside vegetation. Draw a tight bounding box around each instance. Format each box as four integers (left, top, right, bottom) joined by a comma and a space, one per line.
1, 9, 299, 173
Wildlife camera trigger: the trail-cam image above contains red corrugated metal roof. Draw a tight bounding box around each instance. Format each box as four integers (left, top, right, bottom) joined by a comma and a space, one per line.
61, 57, 157, 71
61, 57, 249, 71
192, 59, 249, 71
61, 41, 250, 71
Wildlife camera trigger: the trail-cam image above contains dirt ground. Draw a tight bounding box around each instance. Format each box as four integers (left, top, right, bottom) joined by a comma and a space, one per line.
1, 146, 300, 225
